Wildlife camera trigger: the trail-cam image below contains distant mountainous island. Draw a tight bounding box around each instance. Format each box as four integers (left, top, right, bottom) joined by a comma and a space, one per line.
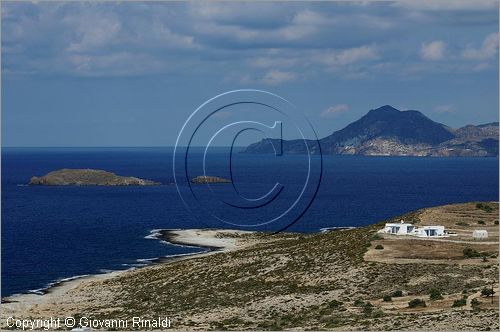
244, 105, 498, 157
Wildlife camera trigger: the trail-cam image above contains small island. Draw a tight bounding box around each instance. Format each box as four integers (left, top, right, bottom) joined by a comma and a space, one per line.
29, 169, 161, 186
191, 175, 231, 184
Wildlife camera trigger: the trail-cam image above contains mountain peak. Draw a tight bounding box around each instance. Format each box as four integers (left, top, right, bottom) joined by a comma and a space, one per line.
244, 105, 498, 157
369, 105, 400, 114
325, 104, 454, 146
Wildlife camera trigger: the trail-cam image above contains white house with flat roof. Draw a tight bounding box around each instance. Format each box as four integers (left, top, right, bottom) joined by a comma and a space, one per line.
380, 221, 448, 238
381, 220, 416, 235
411, 225, 446, 237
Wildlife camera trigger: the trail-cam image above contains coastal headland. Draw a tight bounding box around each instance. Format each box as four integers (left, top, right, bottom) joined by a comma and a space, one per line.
1, 202, 498, 330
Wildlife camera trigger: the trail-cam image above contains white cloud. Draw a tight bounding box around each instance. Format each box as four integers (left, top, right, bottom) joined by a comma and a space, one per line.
314, 45, 378, 66
433, 104, 455, 113
462, 32, 499, 60
292, 10, 331, 26
248, 56, 299, 69
420, 41, 446, 61
150, 20, 198, 49
65, 14, 122, 52
260, 70, 297, 85
394, 0, 498, 11
320, 104, 349, 118
3, 1, 498, 79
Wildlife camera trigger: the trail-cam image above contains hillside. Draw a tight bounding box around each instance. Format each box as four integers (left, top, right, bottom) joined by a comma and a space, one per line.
2, 202, 498, 330
244, 105, 498, 157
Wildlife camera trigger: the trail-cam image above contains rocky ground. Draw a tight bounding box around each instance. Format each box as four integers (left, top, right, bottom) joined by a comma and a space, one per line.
29, 169, 160, 186
2, 202, 498, 330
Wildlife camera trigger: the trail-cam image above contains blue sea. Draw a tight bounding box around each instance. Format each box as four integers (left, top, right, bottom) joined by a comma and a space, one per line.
2, 147, 498, 297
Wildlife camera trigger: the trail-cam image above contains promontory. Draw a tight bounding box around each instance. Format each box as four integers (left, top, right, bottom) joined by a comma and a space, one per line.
28, 169, 160, 186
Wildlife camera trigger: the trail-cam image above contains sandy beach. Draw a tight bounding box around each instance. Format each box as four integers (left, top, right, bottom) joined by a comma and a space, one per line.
1, 203, 498, 330
158, 228, 254, 252
1, 229, 254, 321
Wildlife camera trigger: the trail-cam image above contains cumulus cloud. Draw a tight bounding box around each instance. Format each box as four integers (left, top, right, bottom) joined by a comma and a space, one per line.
320, 104, 349, 118
462, 32, 499, 60
64, 12, 122, 52
421, 41, 446, 60
2, 1, 498, 79
260, 70, 297, 85
314, 45, 378, 66
248, 56, 299, 69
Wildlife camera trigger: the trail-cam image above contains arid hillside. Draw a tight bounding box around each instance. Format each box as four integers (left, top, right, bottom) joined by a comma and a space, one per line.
2, 202, 498, 331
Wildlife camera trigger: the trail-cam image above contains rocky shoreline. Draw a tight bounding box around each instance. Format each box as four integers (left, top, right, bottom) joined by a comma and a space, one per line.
190, 175, 231, 184
1, 203, 498, 331
29, 169, 161, 186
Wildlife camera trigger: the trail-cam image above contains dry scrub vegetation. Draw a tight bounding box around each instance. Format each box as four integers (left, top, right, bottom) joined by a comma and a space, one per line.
2, 202, 499, 330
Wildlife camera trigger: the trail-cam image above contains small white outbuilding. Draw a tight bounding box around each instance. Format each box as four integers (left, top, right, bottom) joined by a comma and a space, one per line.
472, 230, 488, 240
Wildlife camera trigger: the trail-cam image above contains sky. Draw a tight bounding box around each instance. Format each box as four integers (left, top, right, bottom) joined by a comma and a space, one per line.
2, 0, 499, 147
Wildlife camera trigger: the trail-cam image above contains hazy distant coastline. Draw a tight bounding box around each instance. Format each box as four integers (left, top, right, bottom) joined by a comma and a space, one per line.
245, 105, 499, 157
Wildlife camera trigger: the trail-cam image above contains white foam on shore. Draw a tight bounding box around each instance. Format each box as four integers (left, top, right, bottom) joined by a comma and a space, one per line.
144, 228, 210, 249
136, 257, 159, 263
144, 228, 163, 240
10, 229, 204, 299
6, 228, 234, 300
320, 226, 357, 233
27, 274, 90, 295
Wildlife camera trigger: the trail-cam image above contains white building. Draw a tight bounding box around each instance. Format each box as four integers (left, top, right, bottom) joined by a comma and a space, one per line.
380, 221, 448, 237
381, 220, 416, 235
473, 230, 488, 240
411, 225, 446, 237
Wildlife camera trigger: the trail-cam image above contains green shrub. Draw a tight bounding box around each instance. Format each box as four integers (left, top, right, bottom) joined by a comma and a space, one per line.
452, 297, 467, 307
328, 300, 343, 308
362, 302, 374, 315
456, 221, 470, 227
353, 299, 365, 307
463, 247, 481, 258
383, 295, 392, 302
478, 220, 485, 225
471, 298, 480, 307
481, 288, 495, 297
429, 289, 443, 301
408, 299, 426, 308
391, 290, 403, 297
375, 244, 384, 250
476, 203, 493, 213
495, 220, 499, 225
324, 318, 342, 328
